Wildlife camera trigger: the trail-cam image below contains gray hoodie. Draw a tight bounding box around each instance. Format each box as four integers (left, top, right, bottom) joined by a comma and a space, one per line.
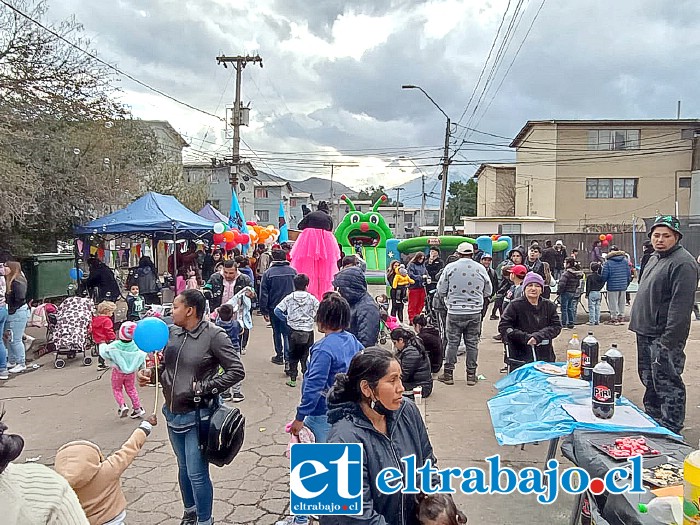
436, 257, 492, 315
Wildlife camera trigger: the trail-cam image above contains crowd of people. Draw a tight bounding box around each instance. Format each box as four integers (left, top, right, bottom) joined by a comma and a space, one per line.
1, 211, 700, 525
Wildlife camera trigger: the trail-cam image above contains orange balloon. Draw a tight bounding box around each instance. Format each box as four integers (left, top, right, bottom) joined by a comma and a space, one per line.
599, 234, 606, 241
223, 230, 235, 242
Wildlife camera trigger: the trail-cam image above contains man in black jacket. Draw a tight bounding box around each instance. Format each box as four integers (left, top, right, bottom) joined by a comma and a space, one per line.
260, 250, 297, 366
629, 216, 699, 434
203, 260, 253, 310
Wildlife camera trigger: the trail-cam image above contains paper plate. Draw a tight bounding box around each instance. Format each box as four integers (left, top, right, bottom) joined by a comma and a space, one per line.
534, 363, 566, 375
547, 376, 590, 389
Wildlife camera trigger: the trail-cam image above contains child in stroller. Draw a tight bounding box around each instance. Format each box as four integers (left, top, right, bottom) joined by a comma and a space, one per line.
47, 296, 96, 369
375, 294, 400, 345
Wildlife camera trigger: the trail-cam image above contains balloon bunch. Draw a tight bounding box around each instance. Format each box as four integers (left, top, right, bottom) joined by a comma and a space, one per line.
211, 221, 250, 251
246, 221, 280, 245
598, 233, 614, 248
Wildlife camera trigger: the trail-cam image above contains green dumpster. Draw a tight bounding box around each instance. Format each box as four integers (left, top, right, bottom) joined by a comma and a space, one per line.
21, 253, 76, 301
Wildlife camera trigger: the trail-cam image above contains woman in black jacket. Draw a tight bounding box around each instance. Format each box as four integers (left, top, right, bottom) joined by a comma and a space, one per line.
130, 256, 161, 305
390, 327, 433, 398
138, 289, 244, 525
411, 314, 443, 374
84, 257, 121, 302
324, 347, 442, 525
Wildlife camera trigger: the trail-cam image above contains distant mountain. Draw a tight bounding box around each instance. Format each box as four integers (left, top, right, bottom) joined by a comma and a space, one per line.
290, 177, 356, 202
387, 173, 472, 207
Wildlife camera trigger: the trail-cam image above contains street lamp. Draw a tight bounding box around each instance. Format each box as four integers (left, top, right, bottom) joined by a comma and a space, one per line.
402, 84, 451, 236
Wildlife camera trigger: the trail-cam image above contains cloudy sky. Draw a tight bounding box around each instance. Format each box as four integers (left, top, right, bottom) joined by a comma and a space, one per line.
42, 0, 700, 191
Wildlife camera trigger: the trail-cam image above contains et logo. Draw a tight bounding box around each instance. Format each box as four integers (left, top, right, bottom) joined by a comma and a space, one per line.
289, 443, 363, 515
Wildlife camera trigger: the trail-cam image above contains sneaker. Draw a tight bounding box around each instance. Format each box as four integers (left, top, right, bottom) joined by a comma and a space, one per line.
130, 407, 146, 419
286, 379, 297, 387
275, 516, 309, 525
466, 373, 477, 386
489, 314, 499, 320
241, 347, 247, 355
97, 363, 110, 371
180, 510, 197, 525
7, 362, 16, 369
271, 356, 284, 365
492, 334, 502, 341
0, 370, 8, 380
231, 392, 245, 403
118, 405, 129, 418
221, 391, 233, 401
500, 365, 508, 374
9, 364, 26, 374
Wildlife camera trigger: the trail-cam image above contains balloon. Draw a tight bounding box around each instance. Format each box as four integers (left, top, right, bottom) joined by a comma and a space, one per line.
266, 225, 275, 231
599, 234, 606, 241
249, 231, 259, 243
213, 222, 226, 234
223, 230, 235, 243
602, 240, 609, 247
258, 230, 270, 241
212, 233, 224, 244
69, 268, 83, 280
605, 233, 613, 241
133, 317, 169, 353
225, 241, 236, 250
238, 233, 250, 245
246, 221, 257, 226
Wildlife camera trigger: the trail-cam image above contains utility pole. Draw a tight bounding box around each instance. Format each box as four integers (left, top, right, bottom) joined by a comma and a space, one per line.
395, 187, 405, 237
438, 117, 451, 235
420, 170, 426, 231
216, 54, 263, 191
323, 162, 359, 224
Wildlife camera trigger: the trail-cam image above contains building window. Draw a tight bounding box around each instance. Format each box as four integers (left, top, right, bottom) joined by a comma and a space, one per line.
585, 178, 638, 199
679, 177, 691, 188
255, 210, 269, 222
500, 224, 522, 234
389, 223, 396, 228
587, 129, 640, 151
290, 198, 298, 207
404, 213, 414, 222
255, 188, 269, 199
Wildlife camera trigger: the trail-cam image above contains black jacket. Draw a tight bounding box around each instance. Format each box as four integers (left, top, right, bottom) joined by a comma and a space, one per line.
298, 210, 333, 231
204, 272, 253, 309
585, 272, 605, 296
485, 266, 499, 297
84, 263, 121, 302
541, 247, 556, 268
558, 268, 583, 294
638, 249, 654, 281
417, 325, 443, 373
397, 342, 433, 397
425, 258, 443, 281
629, 243, 699, 349
155, 320, 245, 414
333, 266, 380, 348
129, 265, 160, 295
498, 297, 562, 363
259, 261, 297, 315
324, 400, 435, 525
7, 279, 27, 315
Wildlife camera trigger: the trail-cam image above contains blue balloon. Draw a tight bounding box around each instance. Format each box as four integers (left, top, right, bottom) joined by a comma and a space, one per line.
133, 317, 170, 353
69, 268, 84, 280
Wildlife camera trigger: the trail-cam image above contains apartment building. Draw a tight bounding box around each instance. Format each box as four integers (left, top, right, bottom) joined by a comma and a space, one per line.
475, 163, 517, 217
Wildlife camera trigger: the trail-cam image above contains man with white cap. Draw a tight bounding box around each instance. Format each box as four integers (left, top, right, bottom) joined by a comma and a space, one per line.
552, 240, 567, 280
436, 242, 492, 386
629, 215, 699, 434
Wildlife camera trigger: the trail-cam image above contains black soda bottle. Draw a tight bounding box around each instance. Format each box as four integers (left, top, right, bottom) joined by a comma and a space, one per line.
592, 359, 616, 419
581, 332, 599, 382
580, 492, 592, 525
604, 344, 624, 399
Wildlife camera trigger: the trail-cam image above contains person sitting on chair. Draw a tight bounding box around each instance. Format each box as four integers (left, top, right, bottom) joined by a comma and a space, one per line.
498, 272, 562, 368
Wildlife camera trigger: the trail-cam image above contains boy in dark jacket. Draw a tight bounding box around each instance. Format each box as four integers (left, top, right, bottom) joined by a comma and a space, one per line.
586, 262, 605, 325
332, 266, 380, 348
557, 257, 583, 329
215, 304, 243, 402
125, 285, 145, 322
260, 250, 297, 368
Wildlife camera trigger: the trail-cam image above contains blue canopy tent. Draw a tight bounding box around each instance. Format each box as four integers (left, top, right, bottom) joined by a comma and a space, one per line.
74, 192, 215, 274
198, 203, 228, 224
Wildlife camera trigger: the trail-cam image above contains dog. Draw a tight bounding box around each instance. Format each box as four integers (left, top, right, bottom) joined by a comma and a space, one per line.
416, 493, 467, 525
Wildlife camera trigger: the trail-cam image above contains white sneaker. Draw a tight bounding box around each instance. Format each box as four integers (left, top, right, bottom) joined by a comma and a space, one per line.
9, 364, 26, 374
0, 370, 8, 380
118, 405, 129, 418
7, 362, 16, 369
130, 407, 146, 419
241, 348, 247, 355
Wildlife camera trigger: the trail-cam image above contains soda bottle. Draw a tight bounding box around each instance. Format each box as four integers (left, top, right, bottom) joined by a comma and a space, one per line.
604, 344, 624, 399
580, 492, 592, 525
683, 450, 700, 524
592, 359, 616, 419
567, 348, 582, 378
581, 332, 599, 382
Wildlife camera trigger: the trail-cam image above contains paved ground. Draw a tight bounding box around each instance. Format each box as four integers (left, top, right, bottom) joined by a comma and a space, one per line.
2, 303, 700, 524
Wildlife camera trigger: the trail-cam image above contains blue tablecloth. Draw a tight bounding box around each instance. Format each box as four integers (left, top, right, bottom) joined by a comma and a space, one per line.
487, 362, 678, 446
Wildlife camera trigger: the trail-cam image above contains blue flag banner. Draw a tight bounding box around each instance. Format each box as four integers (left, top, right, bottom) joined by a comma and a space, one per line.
229, 189, 250, 252
279, 200, 289, 243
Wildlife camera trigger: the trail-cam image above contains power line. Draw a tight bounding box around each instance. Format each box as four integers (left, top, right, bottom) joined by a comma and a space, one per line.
0, 0, 224, 121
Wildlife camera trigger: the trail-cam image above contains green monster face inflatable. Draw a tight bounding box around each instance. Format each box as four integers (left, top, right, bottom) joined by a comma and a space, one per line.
335, 194, 393, 248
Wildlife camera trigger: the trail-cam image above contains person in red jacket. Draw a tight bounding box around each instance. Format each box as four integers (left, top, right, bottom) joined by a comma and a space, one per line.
91, 301, 116, 371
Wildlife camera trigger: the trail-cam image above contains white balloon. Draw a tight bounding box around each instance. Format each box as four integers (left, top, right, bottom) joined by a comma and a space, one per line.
213, 222, 225, 234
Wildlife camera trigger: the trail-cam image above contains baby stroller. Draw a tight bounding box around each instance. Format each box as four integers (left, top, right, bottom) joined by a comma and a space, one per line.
375, 295, 390, 345
46, 297, 95, 369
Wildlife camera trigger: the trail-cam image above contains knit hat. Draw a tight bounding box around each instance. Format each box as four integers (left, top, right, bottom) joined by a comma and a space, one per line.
522, 272, 545, 289
119, 321, 137, 341
649, 215, 683, 239
510, 264, 528, 278
398, 266, 408, 276
455, 242, 474, 255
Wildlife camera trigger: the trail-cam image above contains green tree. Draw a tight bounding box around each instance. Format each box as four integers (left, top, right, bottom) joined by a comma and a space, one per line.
357, 185, 393, 205
446, 179, 477, 228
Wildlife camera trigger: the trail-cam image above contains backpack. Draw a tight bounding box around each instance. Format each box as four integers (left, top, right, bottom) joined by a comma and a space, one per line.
197, 402, 246, 467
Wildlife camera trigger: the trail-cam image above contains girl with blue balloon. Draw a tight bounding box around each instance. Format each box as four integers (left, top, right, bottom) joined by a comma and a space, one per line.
136, 290, 245, 525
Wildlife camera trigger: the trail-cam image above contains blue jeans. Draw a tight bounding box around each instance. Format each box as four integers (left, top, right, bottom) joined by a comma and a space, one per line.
560, 292, 576, 327
0, 306, 7, 372
304, 414, 331, 443
163, 406, 214, 525
270, 313, 289, 362
7, 305, 30, 366
588, 291, 601, 324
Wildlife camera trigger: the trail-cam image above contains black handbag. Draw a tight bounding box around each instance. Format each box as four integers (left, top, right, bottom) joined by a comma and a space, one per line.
196, 399, 246, 467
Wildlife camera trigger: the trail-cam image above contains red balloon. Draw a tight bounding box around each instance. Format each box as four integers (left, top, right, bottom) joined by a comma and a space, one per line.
238, 233, 250, 245
605, 233, 613, 241
212, 233, 224, 244
225, 241, 236, 250
246, 221, 257, 226
223, 230, 235, 243
602, 240, 610, 247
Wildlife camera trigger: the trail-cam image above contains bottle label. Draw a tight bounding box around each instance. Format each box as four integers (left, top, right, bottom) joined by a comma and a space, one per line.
593, 385, 613, 403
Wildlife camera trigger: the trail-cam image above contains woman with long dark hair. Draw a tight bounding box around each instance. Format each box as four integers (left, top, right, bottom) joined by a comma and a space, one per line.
411, 313, 443, 375
322, 347, 441, 525
5, 262, 29, 374
390, 327, 433, 398
138, 289, 244, 525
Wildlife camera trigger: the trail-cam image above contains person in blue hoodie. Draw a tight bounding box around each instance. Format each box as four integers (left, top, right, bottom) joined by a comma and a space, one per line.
289, 292, 363, 443
601, 246, 631, 324
215, 304, 244, 403
332, 265, 380, 348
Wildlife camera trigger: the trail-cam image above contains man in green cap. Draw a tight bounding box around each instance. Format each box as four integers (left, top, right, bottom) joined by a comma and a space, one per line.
629, 215, 699, 434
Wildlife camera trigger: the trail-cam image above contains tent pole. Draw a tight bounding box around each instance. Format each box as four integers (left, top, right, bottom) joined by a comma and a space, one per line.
172, 227, 177, 290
